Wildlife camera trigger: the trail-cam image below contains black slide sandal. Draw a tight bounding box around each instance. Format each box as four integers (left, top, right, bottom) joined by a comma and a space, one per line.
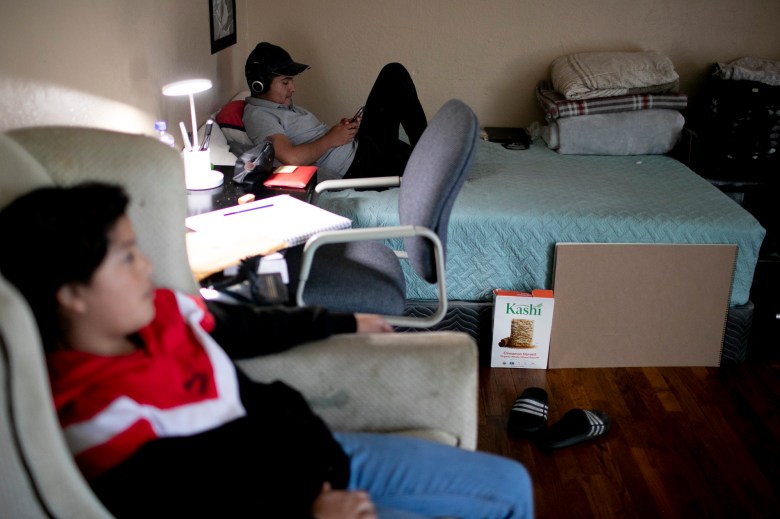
536, 408, 611, 449
507, 387, 549, 436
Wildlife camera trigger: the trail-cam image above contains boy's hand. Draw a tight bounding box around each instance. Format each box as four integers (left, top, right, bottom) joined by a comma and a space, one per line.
355, 314, 394, 334
311, 482, 377, 519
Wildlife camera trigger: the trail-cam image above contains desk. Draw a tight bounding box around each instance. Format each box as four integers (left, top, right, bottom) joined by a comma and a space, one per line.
185, 165, 321, 284
187, 164, 316, 217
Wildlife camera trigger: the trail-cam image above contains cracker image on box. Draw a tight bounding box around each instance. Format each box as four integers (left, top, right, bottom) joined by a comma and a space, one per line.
499, 318, 536, 348
491, 289, 554, 369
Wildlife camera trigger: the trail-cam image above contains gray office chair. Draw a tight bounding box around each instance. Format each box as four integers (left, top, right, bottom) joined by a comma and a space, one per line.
295, 99, 479, 327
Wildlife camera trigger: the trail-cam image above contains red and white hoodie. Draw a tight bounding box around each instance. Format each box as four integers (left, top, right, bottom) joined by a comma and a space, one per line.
46, 289, 247, 480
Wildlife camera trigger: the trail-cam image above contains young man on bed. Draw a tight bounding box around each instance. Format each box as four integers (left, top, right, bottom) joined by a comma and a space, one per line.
242, 42, 428, 182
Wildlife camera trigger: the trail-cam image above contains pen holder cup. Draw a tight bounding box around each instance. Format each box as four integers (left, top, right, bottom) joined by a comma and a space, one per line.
182, 149, 211, 175
181, 149, 223, 190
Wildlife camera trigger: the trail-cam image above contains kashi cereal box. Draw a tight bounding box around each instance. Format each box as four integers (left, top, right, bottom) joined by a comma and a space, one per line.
491, 289, 555, 369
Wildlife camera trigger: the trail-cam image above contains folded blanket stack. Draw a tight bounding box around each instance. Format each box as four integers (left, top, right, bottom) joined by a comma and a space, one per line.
538, 51, 687, 155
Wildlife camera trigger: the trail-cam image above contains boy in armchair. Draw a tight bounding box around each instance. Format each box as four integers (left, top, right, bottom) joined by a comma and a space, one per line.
0, 182, 533, 519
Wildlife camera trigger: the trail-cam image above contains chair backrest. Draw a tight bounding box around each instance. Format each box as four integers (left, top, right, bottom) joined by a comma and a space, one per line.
0, 128, 200, 517
0, 132, 118, 517
398, 99, 479, 283
2, 127, 200, 294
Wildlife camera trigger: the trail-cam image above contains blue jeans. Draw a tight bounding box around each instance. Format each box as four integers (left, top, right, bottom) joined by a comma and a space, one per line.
334, 432, 533, 519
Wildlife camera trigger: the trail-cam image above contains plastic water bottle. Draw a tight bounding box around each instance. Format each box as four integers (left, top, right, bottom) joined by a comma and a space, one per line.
155, 120, 176, 148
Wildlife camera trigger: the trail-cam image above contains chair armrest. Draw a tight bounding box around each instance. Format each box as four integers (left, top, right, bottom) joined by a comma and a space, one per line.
235, 331, 478, 450
0, 275, 113, 518
311, 176, 400, 204
314, 176, 401, 193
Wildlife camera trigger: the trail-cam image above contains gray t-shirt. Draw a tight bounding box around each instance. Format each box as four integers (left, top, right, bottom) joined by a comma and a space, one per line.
243, 96, 356, 181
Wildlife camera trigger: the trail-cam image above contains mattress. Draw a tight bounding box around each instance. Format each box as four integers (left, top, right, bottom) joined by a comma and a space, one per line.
317, 138, 766, 306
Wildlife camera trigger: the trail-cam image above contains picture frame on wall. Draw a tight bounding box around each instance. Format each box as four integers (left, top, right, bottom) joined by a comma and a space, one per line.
209, 0, 237, 54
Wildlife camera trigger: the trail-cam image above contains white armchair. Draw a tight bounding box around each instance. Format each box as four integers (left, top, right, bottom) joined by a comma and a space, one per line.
0, 127, 478, 517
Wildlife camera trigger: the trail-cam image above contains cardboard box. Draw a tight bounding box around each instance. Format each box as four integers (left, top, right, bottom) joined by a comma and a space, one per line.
491, 289, 555, 369
549, 243, 736, 368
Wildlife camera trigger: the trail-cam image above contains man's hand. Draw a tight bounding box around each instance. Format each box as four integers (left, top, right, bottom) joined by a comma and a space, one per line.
311, 482, 377, 519
325, 119, 358, 147
355, 313, 394, 333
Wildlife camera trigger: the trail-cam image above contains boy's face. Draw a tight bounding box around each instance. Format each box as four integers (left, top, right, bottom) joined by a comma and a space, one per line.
61, 215, 156, 354
262, 75, 296, 106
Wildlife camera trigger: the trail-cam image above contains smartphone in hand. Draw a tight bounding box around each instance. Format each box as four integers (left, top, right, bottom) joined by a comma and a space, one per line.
351, 106, 365, 123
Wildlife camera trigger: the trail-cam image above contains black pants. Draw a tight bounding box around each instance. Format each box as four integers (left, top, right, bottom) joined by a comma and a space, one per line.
344, 63, 427, 179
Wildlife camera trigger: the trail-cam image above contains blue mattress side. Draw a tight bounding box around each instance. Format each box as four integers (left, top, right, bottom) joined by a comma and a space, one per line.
318, 139, 765, 306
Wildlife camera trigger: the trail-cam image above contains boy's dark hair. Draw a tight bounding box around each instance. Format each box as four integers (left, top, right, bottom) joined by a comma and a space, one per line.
0, 182, 130, 351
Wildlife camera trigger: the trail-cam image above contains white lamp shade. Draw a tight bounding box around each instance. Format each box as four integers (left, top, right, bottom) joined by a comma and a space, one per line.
161, 78, 222, 190
162, 79, 213, 96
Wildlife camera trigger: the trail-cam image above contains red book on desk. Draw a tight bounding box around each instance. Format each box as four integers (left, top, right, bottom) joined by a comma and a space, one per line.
263, 165, 317, 189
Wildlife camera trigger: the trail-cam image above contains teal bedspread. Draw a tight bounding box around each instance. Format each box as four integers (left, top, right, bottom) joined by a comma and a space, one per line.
317, 139, 765, 306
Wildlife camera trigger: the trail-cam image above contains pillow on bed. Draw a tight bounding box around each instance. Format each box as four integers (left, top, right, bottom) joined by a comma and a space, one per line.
215, 100, 254, 155
551, 51, 679, 100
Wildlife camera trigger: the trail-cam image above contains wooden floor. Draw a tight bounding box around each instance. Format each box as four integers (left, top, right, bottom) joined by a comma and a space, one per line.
476, 341, 780, 518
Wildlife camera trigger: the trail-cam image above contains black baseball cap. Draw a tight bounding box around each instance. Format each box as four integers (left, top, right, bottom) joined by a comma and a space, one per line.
245, 42, 310, 77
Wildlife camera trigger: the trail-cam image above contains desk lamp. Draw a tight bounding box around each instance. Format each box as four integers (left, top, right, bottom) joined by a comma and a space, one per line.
162, 78, 223, 190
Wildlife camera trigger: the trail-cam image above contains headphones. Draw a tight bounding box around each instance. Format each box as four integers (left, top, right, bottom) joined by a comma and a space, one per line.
246, 62, 274, 95
250, 76, 272, 95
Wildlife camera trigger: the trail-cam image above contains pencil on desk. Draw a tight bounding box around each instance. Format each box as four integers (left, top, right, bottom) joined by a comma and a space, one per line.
223, 203, 274, 216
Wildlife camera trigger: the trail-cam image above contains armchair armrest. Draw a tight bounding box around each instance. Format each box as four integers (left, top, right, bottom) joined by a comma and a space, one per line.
235, 331, 478, 450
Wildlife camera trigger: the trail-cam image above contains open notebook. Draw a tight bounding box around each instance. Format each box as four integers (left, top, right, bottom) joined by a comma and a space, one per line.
185, 194, 352, 248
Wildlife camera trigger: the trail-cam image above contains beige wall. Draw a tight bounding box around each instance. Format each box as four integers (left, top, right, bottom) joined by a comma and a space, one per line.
248, 0, 780, 126
1, 0, 778, 140
0, 0, 250, 143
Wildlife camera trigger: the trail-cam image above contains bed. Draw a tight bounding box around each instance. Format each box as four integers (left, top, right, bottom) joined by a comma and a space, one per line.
315, 137, 766, 363
207, 95, 765, 364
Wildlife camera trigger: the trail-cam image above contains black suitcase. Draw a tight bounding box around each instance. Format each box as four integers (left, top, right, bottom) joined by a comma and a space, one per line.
683, 64, 779, 257
688, 65, 779, 180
